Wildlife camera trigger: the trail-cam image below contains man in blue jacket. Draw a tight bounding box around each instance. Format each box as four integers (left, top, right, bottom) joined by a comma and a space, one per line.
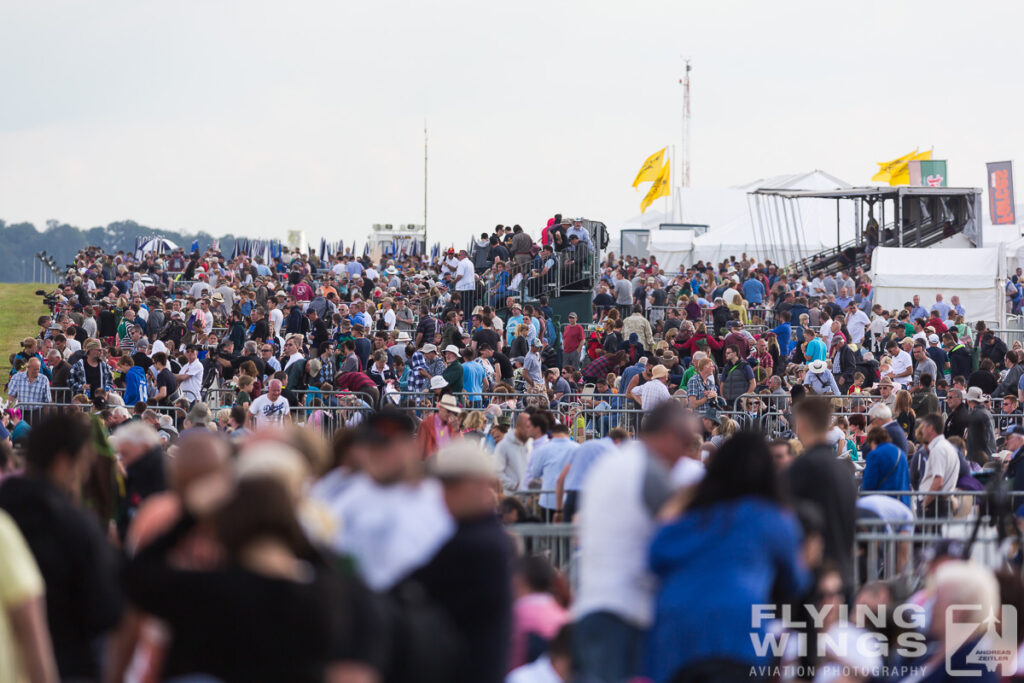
860, 427, 911, 506
118, 355, 149, 406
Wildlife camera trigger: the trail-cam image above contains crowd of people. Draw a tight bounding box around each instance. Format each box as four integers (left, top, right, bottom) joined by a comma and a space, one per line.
2, 223, 1024, 682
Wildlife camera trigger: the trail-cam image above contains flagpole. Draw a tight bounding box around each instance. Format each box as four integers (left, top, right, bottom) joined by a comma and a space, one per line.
423, 121, 428, 254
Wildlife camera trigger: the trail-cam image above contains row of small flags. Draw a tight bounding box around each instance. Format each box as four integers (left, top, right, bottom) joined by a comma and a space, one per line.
229, 238, 284, 263
136, 235, 460, 264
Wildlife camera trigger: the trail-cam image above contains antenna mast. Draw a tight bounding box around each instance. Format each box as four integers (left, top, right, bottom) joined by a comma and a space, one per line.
681, 59, 692, 189
423, 121, 428, 249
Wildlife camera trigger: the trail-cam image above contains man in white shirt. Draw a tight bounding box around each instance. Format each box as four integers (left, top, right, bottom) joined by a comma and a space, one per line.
454, 249, 476, 292
886, 339, 914, 388
174, 345, 205, 402
629, 364, 671, 411
574, 402, 695, 683
187, 276, 211, 299
917, 413, 960, 518
494, 413, 531, 491
314, 411, 454, 592
819, 315, 834, 348
247, 378, 291, 429
381, 298, 397, 331
845, 302, 871, 345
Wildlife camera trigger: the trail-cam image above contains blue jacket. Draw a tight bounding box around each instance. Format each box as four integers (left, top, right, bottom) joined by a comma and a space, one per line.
647, 498, 809, 681
860, 443, 910, 507
122, 366, 150, 406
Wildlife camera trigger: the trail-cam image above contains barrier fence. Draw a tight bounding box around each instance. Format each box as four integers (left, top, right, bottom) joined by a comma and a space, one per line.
503, 490, 1023, 591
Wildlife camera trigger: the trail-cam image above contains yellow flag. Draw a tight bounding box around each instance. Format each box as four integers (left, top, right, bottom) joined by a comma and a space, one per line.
640, 161, 670, 213
889, 150, 932, 185
872, 149, 918, 183
632, 147, 666, 188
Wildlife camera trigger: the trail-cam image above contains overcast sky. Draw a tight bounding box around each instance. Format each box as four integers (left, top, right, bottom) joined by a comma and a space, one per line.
1, 1, 1022, 247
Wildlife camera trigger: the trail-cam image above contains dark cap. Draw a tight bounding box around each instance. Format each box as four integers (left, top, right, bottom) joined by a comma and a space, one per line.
1004, 424, 1024, 437
355, 409, 415, 445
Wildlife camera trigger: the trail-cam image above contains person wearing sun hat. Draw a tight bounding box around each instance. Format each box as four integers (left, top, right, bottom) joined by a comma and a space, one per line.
803, 359, 841, 396
441, 344, 464, 392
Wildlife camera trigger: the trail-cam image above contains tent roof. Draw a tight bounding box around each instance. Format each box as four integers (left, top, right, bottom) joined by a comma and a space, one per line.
738, 169, 851, 193
870, 246, 1002, 289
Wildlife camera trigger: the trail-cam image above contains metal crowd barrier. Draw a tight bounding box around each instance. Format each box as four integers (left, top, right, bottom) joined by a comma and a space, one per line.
289, 402, 375, 435
505, 523, 578, 584
14, 401, 188, 424
502, 511, 1009, 592
387, 390, 548, 419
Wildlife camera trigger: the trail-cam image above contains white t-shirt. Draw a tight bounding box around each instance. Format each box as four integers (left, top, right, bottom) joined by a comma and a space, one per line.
919, 435, 960, 493
506, 656, 562, 683
890, 350, 913, 387
383, 309, 396, 331
574, 443, 665, 627
671, 457, 705, 489
847, 309, 870, 344
269, 308, 284, 338
856, 495, 914, 533
248, 393, 291, 428
819, 319, 834, 347
455, 258, 476, 291
179, 359, 204, 400
318, 474, 454, 591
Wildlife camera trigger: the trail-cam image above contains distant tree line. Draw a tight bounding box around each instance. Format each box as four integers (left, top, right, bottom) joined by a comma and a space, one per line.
0, 219, 235, 283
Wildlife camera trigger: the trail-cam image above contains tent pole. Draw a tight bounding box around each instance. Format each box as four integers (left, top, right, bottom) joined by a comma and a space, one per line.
747, 193, 762, 266
897, 191, 904, 247
836, 198, 840, 254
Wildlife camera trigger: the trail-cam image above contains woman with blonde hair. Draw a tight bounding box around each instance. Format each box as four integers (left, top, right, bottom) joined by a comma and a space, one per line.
509, 324, 530, 358
727, 296, 749, 325
894, 389, 916, 441
709, 415, 738, 448
460, 410, 488, 443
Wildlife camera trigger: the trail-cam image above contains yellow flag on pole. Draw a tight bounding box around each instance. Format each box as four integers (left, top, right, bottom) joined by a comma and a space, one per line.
888, 150, 932, 185
632, 147, 667, 188
872, 149, 918, 183
640, 161, 670, 213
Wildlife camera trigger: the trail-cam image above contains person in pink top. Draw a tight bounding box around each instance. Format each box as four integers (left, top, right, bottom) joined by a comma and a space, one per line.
508, 555, 570, 671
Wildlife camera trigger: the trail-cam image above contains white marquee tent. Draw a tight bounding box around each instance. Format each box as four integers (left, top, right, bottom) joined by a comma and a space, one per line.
870, 246, 1006, 327
647, 230, 695, 274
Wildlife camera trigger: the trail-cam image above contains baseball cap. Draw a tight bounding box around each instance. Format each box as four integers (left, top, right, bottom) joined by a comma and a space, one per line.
928, 334, 940, 344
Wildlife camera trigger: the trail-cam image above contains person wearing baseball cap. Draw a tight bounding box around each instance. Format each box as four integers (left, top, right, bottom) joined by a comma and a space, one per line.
1002, 425, 1024, 491
964, 386, 997, 464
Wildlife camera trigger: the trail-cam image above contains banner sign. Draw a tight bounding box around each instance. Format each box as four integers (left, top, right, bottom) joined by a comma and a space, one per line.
987, 161, 1016, 225
908, 160, 947, 187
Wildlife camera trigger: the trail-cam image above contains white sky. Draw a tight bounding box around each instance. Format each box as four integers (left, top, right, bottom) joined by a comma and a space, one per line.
1, 0, 1022, 247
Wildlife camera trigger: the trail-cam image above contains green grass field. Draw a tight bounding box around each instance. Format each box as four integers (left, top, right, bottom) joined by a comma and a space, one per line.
0, 283, 48, 391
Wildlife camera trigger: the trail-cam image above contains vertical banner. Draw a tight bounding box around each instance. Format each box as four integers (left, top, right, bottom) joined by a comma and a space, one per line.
987, 161, 1016, 225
